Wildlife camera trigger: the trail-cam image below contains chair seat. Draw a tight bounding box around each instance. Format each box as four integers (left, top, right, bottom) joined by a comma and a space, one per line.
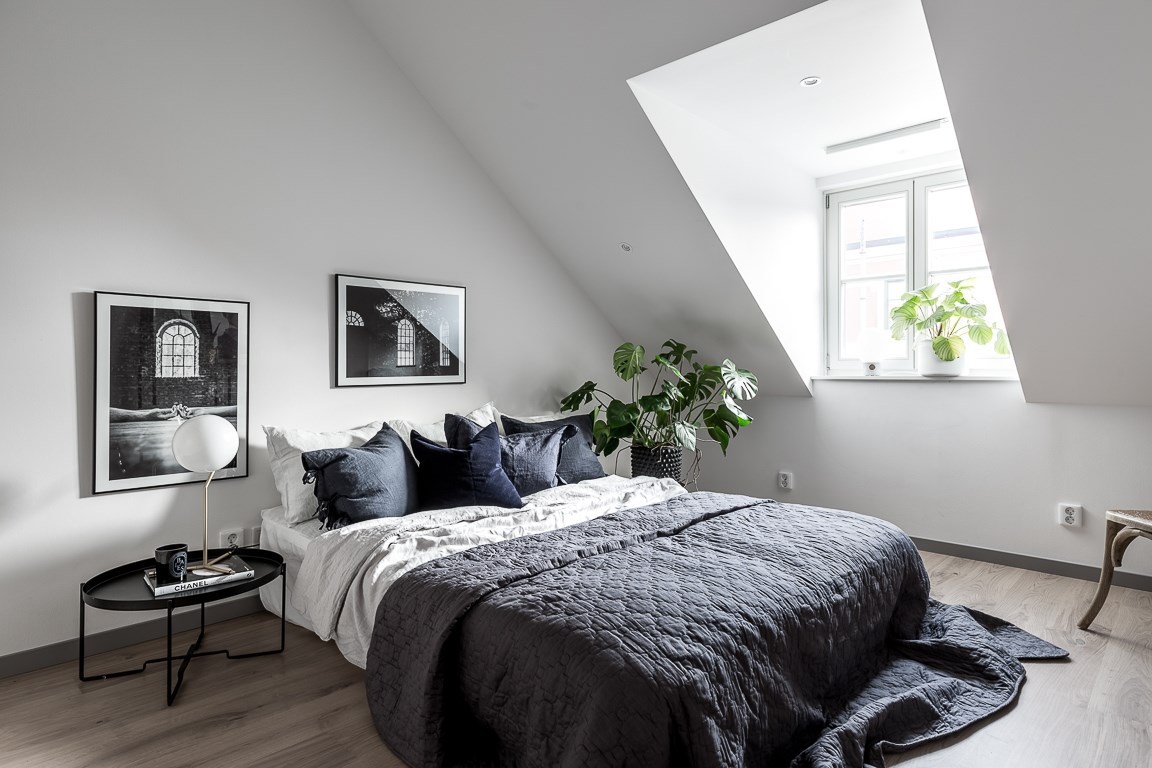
1106, 509, 1152, 532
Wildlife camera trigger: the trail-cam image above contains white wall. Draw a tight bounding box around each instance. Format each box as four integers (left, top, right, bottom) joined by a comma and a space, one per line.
922, 0, 1152, 406
0, 0, 619, 657
703, 381, 1152, 578
628, 82, 822, 382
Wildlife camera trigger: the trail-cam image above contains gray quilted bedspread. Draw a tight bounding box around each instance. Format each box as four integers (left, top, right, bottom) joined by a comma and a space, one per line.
366, 492, 1054, 768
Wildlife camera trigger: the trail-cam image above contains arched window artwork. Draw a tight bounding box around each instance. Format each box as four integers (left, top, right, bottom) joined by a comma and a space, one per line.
397, 319, 414, 367
346, 310, 364, 327
155, 320, 199, 378
438, 318, 451, 367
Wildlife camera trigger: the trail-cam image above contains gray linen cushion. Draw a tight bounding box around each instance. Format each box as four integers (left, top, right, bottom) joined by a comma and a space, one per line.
445, 414, 576, 496
501, 413, 606, 484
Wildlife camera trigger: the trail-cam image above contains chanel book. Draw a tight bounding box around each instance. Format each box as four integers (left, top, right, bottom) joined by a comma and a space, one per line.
143, 555, 255, 596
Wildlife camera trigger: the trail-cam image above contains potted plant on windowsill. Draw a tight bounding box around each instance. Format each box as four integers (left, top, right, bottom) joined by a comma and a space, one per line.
889, 279, 1010, 377
560, 339, 758, 484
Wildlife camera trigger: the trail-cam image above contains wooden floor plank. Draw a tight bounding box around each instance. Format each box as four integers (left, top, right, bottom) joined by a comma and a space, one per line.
1, 551, 1149, 767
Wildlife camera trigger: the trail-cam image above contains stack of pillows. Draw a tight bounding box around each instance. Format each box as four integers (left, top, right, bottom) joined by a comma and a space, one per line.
263, 404, 606, 531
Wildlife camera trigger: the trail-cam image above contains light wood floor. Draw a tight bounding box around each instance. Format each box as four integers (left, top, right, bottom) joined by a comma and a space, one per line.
2, 552, 1150, 768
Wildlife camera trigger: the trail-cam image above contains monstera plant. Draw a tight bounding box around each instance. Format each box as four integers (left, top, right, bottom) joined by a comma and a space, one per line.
560, 339, 758, 482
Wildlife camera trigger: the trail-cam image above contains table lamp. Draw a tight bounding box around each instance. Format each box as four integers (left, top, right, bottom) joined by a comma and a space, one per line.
172, 414, 239, 573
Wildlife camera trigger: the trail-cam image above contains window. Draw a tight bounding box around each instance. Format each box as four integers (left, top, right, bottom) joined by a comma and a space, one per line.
346, 310, 363, 327
396, 319, 414, 367
155, 320, 199, 378
438, 318, 451, 367
825, 169, 1011, 375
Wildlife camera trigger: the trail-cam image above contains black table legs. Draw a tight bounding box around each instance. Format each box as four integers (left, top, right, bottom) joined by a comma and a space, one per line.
78, 564, 286, 706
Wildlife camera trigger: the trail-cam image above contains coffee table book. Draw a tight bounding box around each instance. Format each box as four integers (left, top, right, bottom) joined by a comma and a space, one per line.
143, 555, 255, 596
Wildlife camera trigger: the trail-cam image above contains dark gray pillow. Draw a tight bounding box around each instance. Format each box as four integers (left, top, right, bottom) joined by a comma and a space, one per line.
301, 423, 418, 530
411, 423, 523, 511
501, 413, 607, 484
445, 414, 576, 496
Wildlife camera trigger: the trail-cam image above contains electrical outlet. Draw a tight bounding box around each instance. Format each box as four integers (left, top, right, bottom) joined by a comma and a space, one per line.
778, 471, 794, 491
248, 526, 262, 547
1057, 503, 1083, 527
219, 528, 244, 548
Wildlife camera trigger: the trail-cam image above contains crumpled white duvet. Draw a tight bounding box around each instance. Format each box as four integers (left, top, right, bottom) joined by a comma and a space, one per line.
292, 475, 686, 668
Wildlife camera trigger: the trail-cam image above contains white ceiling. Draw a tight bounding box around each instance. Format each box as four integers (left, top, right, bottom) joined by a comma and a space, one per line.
629, 0, 958, 179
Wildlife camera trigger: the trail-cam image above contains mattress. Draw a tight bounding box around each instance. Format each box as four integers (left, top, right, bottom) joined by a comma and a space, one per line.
258, 505, 324, 633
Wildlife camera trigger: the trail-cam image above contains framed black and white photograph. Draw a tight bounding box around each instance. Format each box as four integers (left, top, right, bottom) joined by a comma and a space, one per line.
94, 292, 249, 494
336, 274, 466, 387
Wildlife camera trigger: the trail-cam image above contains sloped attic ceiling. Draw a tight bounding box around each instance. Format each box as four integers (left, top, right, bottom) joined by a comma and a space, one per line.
350, 0, 1152, 406
348, 0, 819, 398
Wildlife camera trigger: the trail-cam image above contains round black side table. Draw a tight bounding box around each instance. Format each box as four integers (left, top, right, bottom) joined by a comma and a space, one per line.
79, 547, 285, 705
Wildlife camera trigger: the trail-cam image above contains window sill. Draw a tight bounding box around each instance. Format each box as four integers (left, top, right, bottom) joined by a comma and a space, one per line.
814, 373, 1019, 382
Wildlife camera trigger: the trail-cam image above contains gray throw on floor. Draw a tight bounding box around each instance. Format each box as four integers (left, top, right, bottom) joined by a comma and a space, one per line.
365, 492, 1066, 768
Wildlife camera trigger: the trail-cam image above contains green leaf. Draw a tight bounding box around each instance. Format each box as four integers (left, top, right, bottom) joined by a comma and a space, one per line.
968, 323, 993, 345
653, 354, 688, 382
890, 316, 913, 339
673, 421, 697, 452
955, 303, 988, 319
917, 284, 940, 302
605, 399, 639, 430
722, 396, 753, 426
660, 339, 696, 365
721, 359, 758, 400
661, 380, 684, 402
638, 394, 670, 413
612, 342, 646, 381
891, 302, 918, 321
560, 380, 597, 412
994, 328, 1011, 356
931, 335, 966, 361
707, 424, 730, 454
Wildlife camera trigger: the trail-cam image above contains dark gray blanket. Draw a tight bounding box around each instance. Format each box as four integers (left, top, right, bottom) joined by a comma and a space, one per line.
366, 492, 1065, 768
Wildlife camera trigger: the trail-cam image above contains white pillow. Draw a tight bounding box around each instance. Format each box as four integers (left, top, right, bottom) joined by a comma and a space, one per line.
388, 402, 500, 453
264, 421, 382, 524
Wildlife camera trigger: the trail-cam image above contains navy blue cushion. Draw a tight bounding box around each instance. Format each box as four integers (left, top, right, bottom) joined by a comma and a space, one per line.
301, 423, 418, 530
501, 414, 606, 484
411, 422, 523, 511
445, 414, 576, 496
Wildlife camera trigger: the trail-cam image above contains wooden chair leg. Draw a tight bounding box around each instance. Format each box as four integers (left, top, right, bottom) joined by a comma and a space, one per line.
1079, 520, 1125, 630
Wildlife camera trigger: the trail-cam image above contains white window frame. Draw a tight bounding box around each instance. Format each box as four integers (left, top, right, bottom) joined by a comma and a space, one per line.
824, 168, 1013, 377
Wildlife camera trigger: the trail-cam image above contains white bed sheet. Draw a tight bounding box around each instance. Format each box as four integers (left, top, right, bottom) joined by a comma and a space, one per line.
287, 475, 686, 668
258, 505, 325, 632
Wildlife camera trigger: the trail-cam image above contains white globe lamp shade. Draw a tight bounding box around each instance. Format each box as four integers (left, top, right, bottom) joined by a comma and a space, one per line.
172, 415, 239, 473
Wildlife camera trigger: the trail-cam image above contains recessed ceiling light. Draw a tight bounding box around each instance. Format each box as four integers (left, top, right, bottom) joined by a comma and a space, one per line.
799, 76, 822, 87
619, 242, 633, 253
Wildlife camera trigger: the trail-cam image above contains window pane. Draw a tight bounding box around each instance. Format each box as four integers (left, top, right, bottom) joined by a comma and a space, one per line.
926, 183, 987, 273
839, 193, 907, 360
926, 182, 1007, 364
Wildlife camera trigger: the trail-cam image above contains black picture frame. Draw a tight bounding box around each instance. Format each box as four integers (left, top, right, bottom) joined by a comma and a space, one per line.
93, 291, 250, 494
335, 274, 466, 387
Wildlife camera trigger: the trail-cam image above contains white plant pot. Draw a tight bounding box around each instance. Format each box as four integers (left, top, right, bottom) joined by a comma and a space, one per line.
916, 339, 969, 378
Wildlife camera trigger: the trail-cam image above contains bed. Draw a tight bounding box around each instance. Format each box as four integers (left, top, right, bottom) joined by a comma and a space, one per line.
257, 412, 1063, 767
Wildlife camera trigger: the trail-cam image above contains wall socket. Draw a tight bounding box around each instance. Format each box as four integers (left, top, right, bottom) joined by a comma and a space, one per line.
219, 528, 245, 548
248, 526, 262, 547
1057, 503, 1083, 527
778, 471, 794, 491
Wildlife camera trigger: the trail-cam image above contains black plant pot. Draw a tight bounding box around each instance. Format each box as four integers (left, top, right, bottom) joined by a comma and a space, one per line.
631, 445, 683, 483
